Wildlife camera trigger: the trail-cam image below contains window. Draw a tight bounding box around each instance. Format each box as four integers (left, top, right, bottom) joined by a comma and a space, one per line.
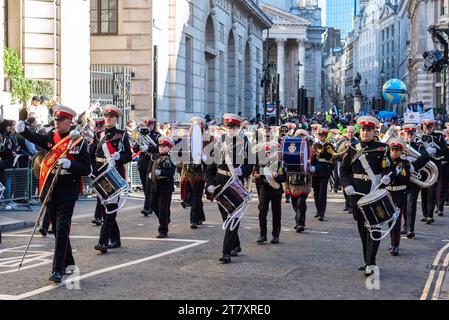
91, 0, 118, 35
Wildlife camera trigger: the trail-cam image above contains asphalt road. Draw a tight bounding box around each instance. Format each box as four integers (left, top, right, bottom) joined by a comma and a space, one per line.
0, 191, 448, 300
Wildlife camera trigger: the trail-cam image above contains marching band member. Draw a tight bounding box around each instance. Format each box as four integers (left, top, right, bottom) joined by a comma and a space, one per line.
340, 116, 389, 277
150, 136, 176, 238
401, 124, 431, 238
91, 106, 132, 253
330, 128, 342, 193
92, 118, 106, 226
286, 129, 313, 233
341, 126, 358, 212
133, 117, 160, 217
16, 105, 91, 283
181, 117, 207, 229
206, 113, 253, 264
437, 127, 449, 217
311, 127, 334, 221
383, 138, 411, 256
254, 144, 286, 244
420, 119, 448, 223
283, 123, 296, 204
444, 129, 449, 207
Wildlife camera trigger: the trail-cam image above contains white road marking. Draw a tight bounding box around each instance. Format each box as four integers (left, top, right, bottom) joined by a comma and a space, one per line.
421, 243, 449, 300
3, 234, 206, 243
432, 251, 449, 300
0, 238, 208, 300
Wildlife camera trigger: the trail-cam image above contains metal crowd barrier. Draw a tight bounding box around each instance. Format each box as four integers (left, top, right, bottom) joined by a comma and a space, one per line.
0, 159, 33, 211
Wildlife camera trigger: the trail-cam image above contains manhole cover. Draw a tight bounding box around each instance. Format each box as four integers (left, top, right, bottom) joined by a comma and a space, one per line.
180, 260, 296, 278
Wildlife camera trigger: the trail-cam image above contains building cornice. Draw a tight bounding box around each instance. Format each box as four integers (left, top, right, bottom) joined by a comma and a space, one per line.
239, 0, 273, 29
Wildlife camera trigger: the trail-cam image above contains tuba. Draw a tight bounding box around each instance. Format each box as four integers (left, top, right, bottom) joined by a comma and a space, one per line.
132, 122, 157, 148
403, 143, 438, 189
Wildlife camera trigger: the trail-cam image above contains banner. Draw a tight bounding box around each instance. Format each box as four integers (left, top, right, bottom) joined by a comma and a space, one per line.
404, 112, 421, 124
421, 108, 435, 121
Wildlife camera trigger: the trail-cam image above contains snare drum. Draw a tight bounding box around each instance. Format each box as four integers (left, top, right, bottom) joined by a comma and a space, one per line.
92, 167, 128, 205
215, 176, 251, 216
281, 137, 310, 173
357, 189, 399, 240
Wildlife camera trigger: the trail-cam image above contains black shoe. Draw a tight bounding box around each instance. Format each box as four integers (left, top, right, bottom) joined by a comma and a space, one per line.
157, 233, 168, 239
438, 211, 444, 217
48, 229, 54, 234
219, 254, 231, 263
230, 246, 241, 257
48, 272, 62, 283
257, 236, 267, 244
358, 265, 367, 271
319, 217, 325, 222
191, 223, 198, 229
406, 232, 415, 239
343, 207, 349, 212
141, 209, 151, 217
293, 225, 298, 229
108, 241, 121, 249
314, 214, 320, 218
364, 265, 376, 277
296, 226, 305, 233
94, 243, 108, 253
420, 217, 428, 222
198, 220, 205, 225
181, 201, 187, 209
91, 218, 102, 226
391, 246, 400, 256
271, 237, 279, 244
400, 228, 407, 235
39, 228, 47, 237
426, 218, 435, 225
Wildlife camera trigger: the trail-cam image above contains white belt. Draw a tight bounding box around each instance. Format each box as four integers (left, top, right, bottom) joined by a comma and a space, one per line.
353, 173, 381, 181
96, 157, 108, 163
217, 168, 232, 177
386, 185, 406, 191
318, 159, 332, 164
442, 161, 448, 165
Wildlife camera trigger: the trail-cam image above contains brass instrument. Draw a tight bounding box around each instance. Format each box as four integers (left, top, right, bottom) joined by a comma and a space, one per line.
313, 140, 350, 162
79, 123, 94, 143
403, 143, 438, 189
132, 122, 157, 148
414, 131, 441, 151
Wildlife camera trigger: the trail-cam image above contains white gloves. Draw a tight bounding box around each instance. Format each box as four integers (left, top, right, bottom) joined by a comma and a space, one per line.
155, 169, 161, 176
207, 185, 216, 193
426, 147, 437, 156
141, 145, 149, 153
201, 154, 208, 162
112, 152, 120, 161
15, 121, 26, 133
309, 166, 316, 173
344, 185, 355, 196
234, 167, 242, 176
405, 156, 415, 163
58, 158, 71, 169
381, 175, 391, 185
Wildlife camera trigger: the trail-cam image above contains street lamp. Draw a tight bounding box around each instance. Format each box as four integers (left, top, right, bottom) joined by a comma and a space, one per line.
364, 78, 368, 112
296, 61, 304, 115
380, 69, 385, 111
296, 61, 303, 89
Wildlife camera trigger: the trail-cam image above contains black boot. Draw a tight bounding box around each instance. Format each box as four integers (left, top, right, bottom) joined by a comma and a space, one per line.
219, 254, 231, 263
257, 235, 267, 244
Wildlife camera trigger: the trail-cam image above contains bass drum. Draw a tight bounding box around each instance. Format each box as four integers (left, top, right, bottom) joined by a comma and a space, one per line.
281, 137, 310, 173
190, 123, 203, 165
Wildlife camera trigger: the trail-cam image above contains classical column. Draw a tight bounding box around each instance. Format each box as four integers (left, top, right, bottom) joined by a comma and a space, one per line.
276, 38, 286, 106
298, 39, 306, 89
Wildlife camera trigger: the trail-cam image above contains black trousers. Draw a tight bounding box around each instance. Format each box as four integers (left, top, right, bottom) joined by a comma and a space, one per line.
219, 205, 240, 255
353, 207, 381, 266
291, 194, 307, 227
190, 182, 205, 224
258, 187, 282, 238
183, 182, 193, 205
139, 168, 152, 211
151, 192, 172, 235
42, 207, 51, 230
98, 199, 120, 245
437, 164, 449, 212
404, 184, 420, 233
421, 182, 437, 218
47, 200, 76, 273
94, 200, 103, 221
389, 211, 402, 247
312, 175, 330, 217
